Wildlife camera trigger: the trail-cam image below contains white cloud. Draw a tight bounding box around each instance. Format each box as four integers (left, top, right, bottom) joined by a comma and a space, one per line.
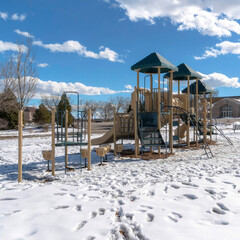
0, 11, 8, 20
0, 40, 27, 53
124, 84, 133, 90
195, 41, 240, 59
33, 79, 131, 98
106, 0, 240, 37
14, 29, 34, 38
11, 13, 26, 21
33, 40, 123, 62
38, 63, 48, 68
200, 72, 240, 88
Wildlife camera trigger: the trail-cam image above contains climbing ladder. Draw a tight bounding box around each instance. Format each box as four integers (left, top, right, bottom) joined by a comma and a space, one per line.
168, 106, 214, 158
211, 124, 233, 145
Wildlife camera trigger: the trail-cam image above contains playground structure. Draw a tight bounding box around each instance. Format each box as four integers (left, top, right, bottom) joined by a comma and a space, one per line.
17, 52, 234, 182
92, 52, 232, 159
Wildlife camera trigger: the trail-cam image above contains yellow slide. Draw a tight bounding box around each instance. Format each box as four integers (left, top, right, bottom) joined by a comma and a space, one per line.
91, 113, 134, 145
174, 123, 188, 139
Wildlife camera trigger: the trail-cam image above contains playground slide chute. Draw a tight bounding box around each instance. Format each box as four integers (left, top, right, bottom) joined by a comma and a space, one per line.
91, 112, 134, 145
174, 123, 188, 139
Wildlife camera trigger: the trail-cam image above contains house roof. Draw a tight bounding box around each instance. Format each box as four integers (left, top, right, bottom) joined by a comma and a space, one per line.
213, 98, 240, 107
182, 80, 215, 94
164, 63, 202, 80
131, 52, 178, 74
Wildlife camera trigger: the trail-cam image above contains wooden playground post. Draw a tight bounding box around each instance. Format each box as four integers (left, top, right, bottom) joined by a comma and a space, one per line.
65, 110, 68, 169
203, 93, 207, 140
113, 107, 117, 156
178, 81, 180, 147
210, 92, 212, 143
150, 74, 153, 153
169, 71, 173, 153
18, 110, 23, 183
196, 78, 199, 147
158, 67, 161, 156
150, 74, 153, 112
87, 109, 91, 171
51, 108, 55, 176
187, 76, 190, 148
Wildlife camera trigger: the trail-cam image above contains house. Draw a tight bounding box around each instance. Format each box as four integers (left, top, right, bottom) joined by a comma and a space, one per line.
212, 97, 240, 118
24, 107, 36, 122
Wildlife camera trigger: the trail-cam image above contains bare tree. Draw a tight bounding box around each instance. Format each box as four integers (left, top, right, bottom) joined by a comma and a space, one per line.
83, 100, 99, 120
110, 96, 131, 113
0, 39, 38, 111
99, 101, 113, 121
41, 94, 61, 111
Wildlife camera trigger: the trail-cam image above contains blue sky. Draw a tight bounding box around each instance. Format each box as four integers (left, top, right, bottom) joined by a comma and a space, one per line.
1, 0, 240, 104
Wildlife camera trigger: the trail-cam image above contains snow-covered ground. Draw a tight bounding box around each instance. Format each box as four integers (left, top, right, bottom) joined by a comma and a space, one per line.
0, 125, 240, 240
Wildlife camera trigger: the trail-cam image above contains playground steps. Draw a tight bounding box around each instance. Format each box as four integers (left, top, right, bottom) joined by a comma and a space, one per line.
138, 127, 165, 147
138, 112, 166, 148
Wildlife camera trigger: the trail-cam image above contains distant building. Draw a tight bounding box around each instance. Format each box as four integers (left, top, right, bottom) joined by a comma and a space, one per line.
212, 97, 240, 118
24, 107, 36, 122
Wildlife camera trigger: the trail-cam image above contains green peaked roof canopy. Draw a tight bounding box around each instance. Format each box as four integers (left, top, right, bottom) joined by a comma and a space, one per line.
182, 80, 215, 94
164, 63, 202, 80
131, 52, 178, 74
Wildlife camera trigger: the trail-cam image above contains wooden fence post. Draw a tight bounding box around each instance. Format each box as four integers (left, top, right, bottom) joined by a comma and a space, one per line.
18, 110, 23, 183
113, 107, 117, 156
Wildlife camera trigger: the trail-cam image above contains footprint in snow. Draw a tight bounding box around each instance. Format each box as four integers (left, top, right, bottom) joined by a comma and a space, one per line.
216, 203, 229, 211
148, 190, 155, 196
91, 211, 97, 218
118, 199, 125, 205
146, 213, 154, 222
140, 205, 153, 210
168, 212, 182, 223
75, 221, 87, 231
125, 213, 134, 221
183, 194, 198, 200
0, 197, 18, 201
215, 220, 229, 225
129, 196, 137, 202
205, 189, 216, 195
212, 207, 225, 215
98, 208, 105, 215
75, 205, 82, 211
181, 182, 199, 188
86, 236, 96, 240
53, 193, 66, 196
171, 184, 180, 189
54, 205, 70, 210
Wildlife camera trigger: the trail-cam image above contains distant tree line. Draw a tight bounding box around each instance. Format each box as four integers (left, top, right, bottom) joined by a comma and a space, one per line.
32, 95, 131, 125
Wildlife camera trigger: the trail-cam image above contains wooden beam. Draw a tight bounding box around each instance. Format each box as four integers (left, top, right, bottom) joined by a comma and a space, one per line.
113, 107, 117, 156
187, 76, 190, 148
65, 110, 68, 169
158, 67, 161, 156
196, 78, 199, 147
150, 74, 153, 112
210, 92, 212, 143
169, 71, 173, 153
88, 109, 91, 171
51, 108, 55, 176
18, 110, 23, 183
178, 81, 180, 146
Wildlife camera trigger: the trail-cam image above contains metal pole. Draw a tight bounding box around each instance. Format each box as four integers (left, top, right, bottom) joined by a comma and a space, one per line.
87, 109, 91, 171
